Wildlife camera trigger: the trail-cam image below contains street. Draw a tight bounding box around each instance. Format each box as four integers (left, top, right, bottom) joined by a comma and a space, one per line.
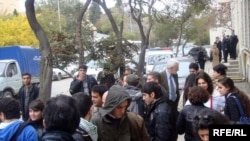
51, 78, 72, 97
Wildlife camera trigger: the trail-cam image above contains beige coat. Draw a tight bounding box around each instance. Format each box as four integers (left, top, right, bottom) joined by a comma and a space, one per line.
210, 45, 220, 67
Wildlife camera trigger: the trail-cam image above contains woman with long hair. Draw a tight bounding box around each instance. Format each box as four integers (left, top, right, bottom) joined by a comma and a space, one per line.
185, 71, 214, 108
217, 77, 250, 122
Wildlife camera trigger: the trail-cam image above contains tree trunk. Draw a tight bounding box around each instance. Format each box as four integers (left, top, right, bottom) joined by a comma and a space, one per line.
76, 0, 91, 66
25, 0, 53, 102
94, 0, 125, 77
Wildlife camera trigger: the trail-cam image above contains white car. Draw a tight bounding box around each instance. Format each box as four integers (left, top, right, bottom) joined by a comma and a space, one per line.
52, 68, 69, 81
73, 60, 104, 80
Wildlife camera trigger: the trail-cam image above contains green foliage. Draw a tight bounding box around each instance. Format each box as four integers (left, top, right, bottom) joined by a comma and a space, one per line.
93, 36, 138, 73
89, 1, 102, 25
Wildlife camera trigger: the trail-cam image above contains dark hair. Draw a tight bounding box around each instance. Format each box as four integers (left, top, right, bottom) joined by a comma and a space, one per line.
193, 108, 231, 140
218, 77, 250, 116
0, 98, 20, 119
213, 64, 228, 76
183, 73, 197, 103
141, 81, 163, 99
22, 72, 31, 78
72, 92, 93, 118
91, 84, 108, 97
43, 95, 80, 134
126, 74, 140, 87
188, 86, 210, 105
79, 65, 88, 70
189, 63, 199, 71
29, 99, 44, 112
147, 71, 161, 83
196, 71, 214, 94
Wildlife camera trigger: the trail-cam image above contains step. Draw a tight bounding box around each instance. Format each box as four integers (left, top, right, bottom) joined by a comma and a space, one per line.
229, 60, 239, 65
227, 64, 239, 69
227, 68, 240, 72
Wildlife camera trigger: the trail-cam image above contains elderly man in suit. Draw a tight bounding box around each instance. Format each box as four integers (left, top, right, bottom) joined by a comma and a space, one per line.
160, 58, 180, 141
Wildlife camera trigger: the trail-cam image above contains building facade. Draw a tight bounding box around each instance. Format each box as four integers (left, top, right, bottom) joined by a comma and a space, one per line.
229, 0, 250, 82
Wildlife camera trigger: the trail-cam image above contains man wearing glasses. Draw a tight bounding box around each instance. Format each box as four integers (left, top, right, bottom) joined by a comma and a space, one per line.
69, 65, 98, 95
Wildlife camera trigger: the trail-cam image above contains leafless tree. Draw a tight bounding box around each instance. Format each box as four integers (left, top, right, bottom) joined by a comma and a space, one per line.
25, 0, 53, 102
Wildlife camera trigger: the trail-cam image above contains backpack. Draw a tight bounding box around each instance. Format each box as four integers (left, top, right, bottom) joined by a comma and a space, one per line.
73, 128, 93, 141
10, 122, 30, 141
231, 96, 250, 124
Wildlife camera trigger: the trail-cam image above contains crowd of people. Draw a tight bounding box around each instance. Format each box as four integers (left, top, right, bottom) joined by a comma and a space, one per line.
197, 29, 239, 70
0, 30, 248, 141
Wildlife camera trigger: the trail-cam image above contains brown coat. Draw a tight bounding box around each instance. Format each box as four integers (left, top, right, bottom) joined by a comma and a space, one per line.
210, 45, 220, 67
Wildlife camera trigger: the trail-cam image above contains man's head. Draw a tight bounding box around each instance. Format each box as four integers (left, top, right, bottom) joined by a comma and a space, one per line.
22, 73, 31, 86
0, 98, 20, 122
78, 65, 88, 76
72, 92, 93, 120
231, 29, 235, 35
102, 91, 108, 107
146, 71, 161, 84
166, 58, 179, 74
101, 85, 131, 119
43, 95, 80, 134
141, 82, 163, 105
189, 63, 199, 74
216, 36, 220, 41
126, 74, 140, 87
124, 67, 133, 75
91, 85, 108, 107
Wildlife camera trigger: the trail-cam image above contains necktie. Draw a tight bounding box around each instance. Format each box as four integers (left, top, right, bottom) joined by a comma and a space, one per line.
169, 75, 176, 101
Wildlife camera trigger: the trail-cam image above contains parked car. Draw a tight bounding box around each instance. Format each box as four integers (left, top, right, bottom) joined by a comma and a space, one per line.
52, 68, 69, 81
187, 46, 209, 62
151, 56, 195, 90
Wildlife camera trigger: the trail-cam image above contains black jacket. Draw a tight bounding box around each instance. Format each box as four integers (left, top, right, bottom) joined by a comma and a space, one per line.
144, 97, 174, 141
30, 118, 45, 141
17, 84, 39, 121
72, 128, 93, 141
69, 75, 98, 95
176, 104, 208, 141
225, 93, 241, 122
41, 131, 75, 141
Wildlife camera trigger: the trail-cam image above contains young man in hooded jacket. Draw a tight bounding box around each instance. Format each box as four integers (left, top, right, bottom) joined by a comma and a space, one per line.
91, 85, 150, 141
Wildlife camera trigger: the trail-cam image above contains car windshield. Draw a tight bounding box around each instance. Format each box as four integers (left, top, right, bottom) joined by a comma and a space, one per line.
87, 60, 104, 68
0, 62, 6, 76
152, 61, 190, 77
148, 54, 172, 65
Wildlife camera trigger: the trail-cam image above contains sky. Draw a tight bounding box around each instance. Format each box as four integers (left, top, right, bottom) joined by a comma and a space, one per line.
19, 0, 116, 12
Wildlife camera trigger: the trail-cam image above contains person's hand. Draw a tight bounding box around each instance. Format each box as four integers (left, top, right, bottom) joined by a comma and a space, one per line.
77, 72, 85, 81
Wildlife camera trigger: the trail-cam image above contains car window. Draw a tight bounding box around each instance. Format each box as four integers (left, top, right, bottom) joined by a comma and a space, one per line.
178, 61, 190, 77
152, 60, 192, 77
148, 54, 173, 65
152, 63, 166, 72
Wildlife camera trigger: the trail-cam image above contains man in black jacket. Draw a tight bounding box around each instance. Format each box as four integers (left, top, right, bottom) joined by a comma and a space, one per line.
142, 82, 174, 141
17, 73, 39, 121
69, 65, 98, 95
42, 95, 80, 141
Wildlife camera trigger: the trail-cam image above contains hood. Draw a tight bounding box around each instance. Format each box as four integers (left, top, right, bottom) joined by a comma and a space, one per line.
124, 85, 142, 101
101, 85, 131, 116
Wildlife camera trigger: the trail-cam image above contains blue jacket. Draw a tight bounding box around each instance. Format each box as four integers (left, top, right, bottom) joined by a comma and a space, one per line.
0, 120, 38, 141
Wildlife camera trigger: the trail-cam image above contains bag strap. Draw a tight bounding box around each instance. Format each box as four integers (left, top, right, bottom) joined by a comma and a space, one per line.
10, 121, 30, 141
231, 96, 245, 116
